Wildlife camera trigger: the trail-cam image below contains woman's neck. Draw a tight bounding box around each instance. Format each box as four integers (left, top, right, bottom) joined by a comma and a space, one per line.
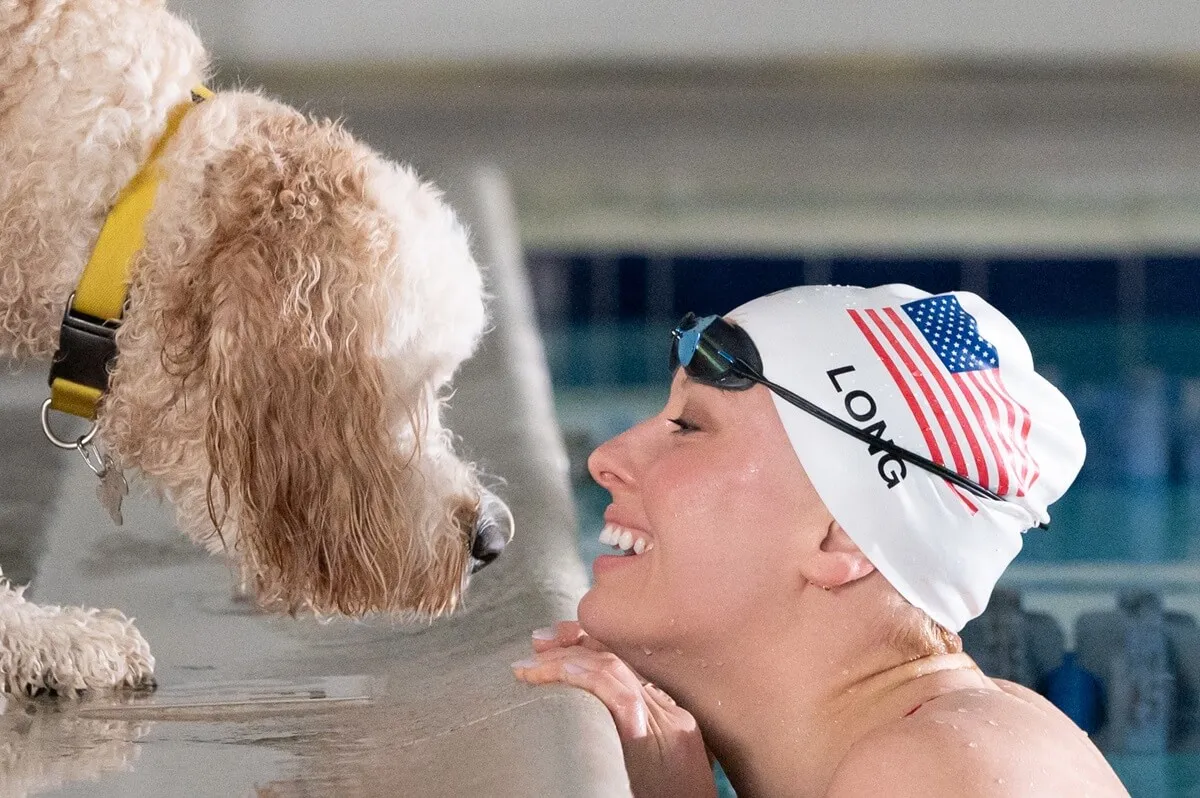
627, 628, 990, 798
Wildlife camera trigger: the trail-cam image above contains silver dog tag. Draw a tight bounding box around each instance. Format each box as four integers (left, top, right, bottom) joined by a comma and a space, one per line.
96, 458, 128, 526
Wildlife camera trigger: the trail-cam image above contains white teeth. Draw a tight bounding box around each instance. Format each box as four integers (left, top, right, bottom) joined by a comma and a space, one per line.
598, 523, 653, 554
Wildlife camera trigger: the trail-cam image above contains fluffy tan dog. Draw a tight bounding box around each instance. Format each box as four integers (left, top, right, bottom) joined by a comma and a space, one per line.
0, 0, 511, 695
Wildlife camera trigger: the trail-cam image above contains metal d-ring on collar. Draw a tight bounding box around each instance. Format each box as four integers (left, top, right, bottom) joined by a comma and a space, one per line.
39, 398, 107, 477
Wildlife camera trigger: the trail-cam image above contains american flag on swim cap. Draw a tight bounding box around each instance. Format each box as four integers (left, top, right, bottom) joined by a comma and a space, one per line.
846, 295, 1040, 514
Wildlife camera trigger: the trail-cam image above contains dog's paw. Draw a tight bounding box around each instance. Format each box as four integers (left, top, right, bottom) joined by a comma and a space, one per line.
2, 602, 157, 697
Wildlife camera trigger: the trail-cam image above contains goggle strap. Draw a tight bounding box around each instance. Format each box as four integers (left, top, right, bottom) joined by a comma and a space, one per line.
671, 312, 1044, 530
732, 363, 1016, 509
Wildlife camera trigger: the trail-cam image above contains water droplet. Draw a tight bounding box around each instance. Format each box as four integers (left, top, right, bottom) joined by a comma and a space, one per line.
986, 719, 998, 727
995, 778, 1006, 785
967, 741, 978, 748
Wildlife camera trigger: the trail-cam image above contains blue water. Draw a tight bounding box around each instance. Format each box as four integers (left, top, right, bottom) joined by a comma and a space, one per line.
549, 319, 1200, 797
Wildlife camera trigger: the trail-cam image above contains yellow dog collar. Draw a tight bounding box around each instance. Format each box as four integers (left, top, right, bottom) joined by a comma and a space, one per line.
45, 87, 211, 430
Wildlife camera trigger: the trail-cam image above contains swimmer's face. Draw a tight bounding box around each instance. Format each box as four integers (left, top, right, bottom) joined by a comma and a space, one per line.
579, 368, 835, 656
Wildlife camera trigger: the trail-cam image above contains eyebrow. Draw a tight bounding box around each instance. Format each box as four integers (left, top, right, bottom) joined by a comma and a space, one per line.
678, 392, 723, 421
672, 371, 740, 415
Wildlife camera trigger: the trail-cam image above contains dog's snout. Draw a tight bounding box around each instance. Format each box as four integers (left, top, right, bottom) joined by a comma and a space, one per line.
470, 490, 513, 573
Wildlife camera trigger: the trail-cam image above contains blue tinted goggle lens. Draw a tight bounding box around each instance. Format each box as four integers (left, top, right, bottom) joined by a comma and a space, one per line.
670, 313, 758, 389
674, 314, 718, 368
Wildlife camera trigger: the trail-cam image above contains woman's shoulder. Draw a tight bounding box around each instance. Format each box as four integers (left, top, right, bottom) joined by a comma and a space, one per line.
825, 684, 1129, 797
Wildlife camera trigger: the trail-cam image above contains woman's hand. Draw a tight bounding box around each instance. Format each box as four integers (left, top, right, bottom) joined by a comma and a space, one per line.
512, 621, 718, 798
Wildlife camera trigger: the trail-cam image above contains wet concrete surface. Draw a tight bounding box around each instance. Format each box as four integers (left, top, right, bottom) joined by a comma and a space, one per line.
0, 173, 629, 797
0, 375, 71, 590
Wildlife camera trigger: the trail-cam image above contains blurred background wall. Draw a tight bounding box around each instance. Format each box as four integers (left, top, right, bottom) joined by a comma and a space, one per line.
183, 0, 1200, 62
178, 1, 1200, 262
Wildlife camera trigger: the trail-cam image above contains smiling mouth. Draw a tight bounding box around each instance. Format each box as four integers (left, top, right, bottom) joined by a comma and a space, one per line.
598, 523, 654, 556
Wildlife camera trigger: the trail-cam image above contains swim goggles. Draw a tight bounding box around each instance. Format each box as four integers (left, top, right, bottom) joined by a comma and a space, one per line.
670, 312, 1030, 513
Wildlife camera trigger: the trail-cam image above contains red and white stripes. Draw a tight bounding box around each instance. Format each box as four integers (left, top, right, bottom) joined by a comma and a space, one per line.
848, 306, 1039, 513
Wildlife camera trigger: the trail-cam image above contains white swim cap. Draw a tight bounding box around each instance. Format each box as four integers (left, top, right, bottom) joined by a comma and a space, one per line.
727, 284, 1085, 632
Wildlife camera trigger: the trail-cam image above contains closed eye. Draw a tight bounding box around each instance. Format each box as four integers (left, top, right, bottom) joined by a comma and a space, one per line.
668, 417, 700, 434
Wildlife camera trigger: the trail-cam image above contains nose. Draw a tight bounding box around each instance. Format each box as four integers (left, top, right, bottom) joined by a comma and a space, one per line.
587, 428, 637, 492
470, 489, 513, 572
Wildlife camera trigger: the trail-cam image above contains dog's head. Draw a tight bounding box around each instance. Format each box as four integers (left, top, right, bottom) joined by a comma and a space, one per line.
107, 94, 511, 617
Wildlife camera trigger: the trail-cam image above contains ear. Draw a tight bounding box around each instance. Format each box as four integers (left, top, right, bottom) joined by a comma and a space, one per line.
155, 105, 473, 616
800, 520, 876, 590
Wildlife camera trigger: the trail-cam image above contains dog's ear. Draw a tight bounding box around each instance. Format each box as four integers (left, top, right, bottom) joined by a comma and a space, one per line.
156, 108, 471, 616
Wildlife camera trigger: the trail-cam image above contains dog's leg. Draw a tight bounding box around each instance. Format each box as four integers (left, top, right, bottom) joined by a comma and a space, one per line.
0, 572, 155, 696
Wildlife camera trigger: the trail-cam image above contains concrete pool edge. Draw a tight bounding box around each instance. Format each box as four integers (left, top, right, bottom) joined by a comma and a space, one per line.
444, 165, 635, 794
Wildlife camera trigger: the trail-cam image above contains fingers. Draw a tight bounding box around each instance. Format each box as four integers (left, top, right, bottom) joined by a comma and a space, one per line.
518, 622, 672, 740
512, 647, 651, 740
530, 620, 607, 654
642, 681, 676, 706
529, 621, 582, 652
512, 637, 717, 798
515, 645, 644, 690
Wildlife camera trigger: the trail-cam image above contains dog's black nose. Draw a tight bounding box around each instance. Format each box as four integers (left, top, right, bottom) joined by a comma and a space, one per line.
471, 490, 513, 573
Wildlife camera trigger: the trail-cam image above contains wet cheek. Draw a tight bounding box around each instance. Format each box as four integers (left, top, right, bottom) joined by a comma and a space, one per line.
735, 457, 806, 524
722, 455, 769, 492
644, 458, 768, 549
665, 549, 780, 639
653, 455, 762, 507
647, 479, 718, 543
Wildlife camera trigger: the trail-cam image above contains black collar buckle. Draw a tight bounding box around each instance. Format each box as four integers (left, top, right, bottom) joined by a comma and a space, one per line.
48, 294, 120, 393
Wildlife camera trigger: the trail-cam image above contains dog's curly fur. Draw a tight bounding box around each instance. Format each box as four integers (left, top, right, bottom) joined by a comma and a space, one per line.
0, 0, 498, 693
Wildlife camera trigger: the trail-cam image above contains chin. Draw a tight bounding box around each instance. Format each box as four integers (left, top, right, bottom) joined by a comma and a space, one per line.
576, 586, 609, 635
579, 584, 676, 660
577, 585, 636, 649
